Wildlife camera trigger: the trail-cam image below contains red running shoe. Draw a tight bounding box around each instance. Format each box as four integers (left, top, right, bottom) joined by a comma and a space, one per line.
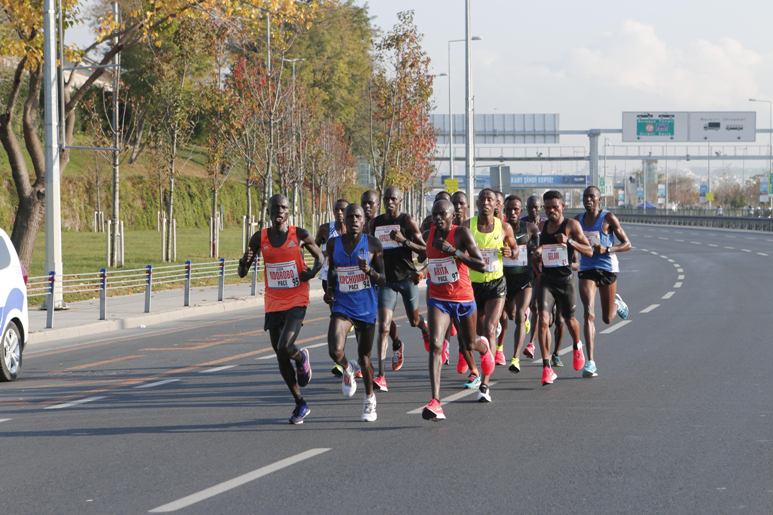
456, 351, 469, 375
573, 343, 585, 371
442, 339, 450, 365
541, 366, 557, 385
495, 346, 506, 366
422, 398, 446, 420
478, 336, 495, 376
523, 342, 536, 360
373, 374, 389, 392
391, 341, 404, 371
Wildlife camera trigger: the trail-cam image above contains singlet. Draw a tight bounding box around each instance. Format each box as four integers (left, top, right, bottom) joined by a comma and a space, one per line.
331, 235, 377, 324
372, 214, 416, 282
261, 226, 309, 313
320, 220, 341, 281
426, 226, 474, 303
540, 219, 574, 280
503, 221, 531, 275
578, 210, 619, 273
468, 216, 504, 284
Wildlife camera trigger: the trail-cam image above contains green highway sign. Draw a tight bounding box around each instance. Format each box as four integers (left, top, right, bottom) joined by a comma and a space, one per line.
636, 117, 674, 138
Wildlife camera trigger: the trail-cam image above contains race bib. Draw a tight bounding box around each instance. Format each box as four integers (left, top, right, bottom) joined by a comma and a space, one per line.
542, 244, 569, 268
337, 265, 371, 293
584, 231, 600, 247
503, 245, 528, 268
427, 257, 460, 284
374, 224, 401, 250
266, 260, 300, 289
481, 248, 500, 273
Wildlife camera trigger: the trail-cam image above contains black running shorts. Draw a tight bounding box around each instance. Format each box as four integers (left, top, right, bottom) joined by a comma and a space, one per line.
264, 306, 307, 332
537, 276, 576, 319
578, 269, 617, 287
472, 276, 506, 308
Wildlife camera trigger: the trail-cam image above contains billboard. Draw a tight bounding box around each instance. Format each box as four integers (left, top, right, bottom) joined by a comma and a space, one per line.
622, 111, 756, 142
440, 174, 588, 190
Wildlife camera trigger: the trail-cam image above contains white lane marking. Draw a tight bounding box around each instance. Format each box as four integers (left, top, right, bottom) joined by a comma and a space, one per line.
600, 320, 632, 334
639, 248, 649, 252
256, 340, 335, 361
640, 304, 660, 313
148, 448, 332, 513
199, 365, 237, 374
678, 274, 685, 280
672, 263, 680, 267
758, 252, 769, 256
724, 246, 735, 250
673, 282, 683, 288
134, 379, 179, 389
658, 237, 669, 240
662, 291, 675, 299
650, 251, 659, 255
675, 239, 685, 242
660, 255, 669, 259
45, 396, 106, 410
741, 249, 752, 253
0, 418, 11, 423
708, 243, 718, 247
690, 241, 701, 245
667, 258, 675, 262
407, 381, 499, 414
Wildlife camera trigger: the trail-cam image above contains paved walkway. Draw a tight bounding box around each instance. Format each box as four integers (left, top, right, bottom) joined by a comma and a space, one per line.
28, 281, 326, 345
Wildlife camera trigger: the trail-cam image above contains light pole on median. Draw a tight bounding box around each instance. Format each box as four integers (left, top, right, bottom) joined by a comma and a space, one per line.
448, 36, 481, 181
282, 57, 304, 226
749, 97, 773, 209
464, 0, 475, 202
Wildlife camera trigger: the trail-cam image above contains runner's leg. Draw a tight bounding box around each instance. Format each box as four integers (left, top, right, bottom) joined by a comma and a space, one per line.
480, 297, 505, 386
376, 306, 394, 376
356, 322, 377, 397
579, 278, 597, 362
600, 279, 618, 324
428, 306, 451, 400
271, 316, 304, 402
513, 287, 532, 357
327, 315, 352, 371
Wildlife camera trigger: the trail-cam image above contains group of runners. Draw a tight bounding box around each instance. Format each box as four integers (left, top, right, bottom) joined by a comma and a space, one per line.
238, 185, 631, 424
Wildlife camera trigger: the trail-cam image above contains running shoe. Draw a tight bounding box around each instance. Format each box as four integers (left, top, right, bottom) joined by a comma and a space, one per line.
524, 341, 536, 359
615, 293, 630, 320
423, 330, 430, 352
524, 317, 531, 335
509, 356, 521, 374
342, 366, 357, 398
331, 364, 344, 377
495, 345, 506, 366
351, 360, 363, 379
550, 353, 564, 368
582, 360, 598, 378
442, 339, 450, 365
477, 384, 492, 403
373, 374, 389, 392
479, 336, 495, 376
361, 394, 377, 422
450, 323, 457, 337
573, 342, 585, 371
422, 398, 446, 421
296, 349, 312, 387
456, 351, 469, 375
541, 366, 558, 386
391, 341, 404, 371
464, 373, 481, 389
289, 400, 310, 424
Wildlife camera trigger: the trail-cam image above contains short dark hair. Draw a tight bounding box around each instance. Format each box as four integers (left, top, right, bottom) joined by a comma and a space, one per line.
451, 191, 467, 201
435, 191, 452, 202
479, 187, 496, 199
505, 194, 522, 204
583, 185, 601, 196
335, 198, 350, 207
543, 190, 563, 202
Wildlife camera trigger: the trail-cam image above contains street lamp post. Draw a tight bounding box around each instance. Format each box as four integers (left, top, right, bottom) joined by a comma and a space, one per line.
749, 97, 773, 209
448, 36, 480, 182
464, 0, 475, 202
282, 57, 304, 226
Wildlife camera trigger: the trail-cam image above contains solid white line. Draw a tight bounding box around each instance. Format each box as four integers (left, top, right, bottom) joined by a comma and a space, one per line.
741, 249, 752, 253
662, 291, 675, 299
148, 448, 332, 513
199, 365, 237, 374
0, 418, 11, 423
758, 252, 769, 256
640, 304, 660, 313
134, 379, 179, 389
678, 274, 685, 280
407, 381, 499, 414
600, 320, 631, 334
45, 396, 106, 410
673, 282, 683, 288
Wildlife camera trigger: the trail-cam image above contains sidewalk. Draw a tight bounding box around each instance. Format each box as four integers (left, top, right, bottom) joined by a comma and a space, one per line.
28, 281, 326, 345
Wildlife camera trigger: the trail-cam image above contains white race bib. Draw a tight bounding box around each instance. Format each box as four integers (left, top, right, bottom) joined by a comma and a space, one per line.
337, 265, 371, 293
584, 231, 600, 247
481, 248, 501, 273
427, 257, 460, 284
503, 245, 528, 268
542, 244, 569, 268
266, 261, 300, 289
374, 224, 401, 250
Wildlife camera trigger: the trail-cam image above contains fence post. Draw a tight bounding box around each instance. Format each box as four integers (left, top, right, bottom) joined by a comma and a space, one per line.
46, 271, 55, 329
184, 260, 191, 307
99, 268, 107, 320
218, 257, 225, 302
144, 265, 153, 313
250, 257, 258, 297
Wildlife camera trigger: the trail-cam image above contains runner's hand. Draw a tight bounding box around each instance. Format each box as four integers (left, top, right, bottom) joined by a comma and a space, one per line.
390, 229, 406, 244
412, 269, 425, 284
502, 245, 512, 258
323, 291, 335, 305
299, 268, 314, 282
435, 238, 455, 255
238, 251, 254, 278
555, 232, 568, 245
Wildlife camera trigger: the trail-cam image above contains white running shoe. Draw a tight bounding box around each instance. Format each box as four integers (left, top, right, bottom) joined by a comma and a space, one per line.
361, 394, 377, 422
342, 365, 357, 398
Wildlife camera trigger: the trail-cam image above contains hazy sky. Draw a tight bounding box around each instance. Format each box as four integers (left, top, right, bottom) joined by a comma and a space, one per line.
364, 0, 773, 132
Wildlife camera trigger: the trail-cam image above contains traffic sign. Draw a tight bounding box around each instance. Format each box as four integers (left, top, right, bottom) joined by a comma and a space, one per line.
443, 178, 459, 193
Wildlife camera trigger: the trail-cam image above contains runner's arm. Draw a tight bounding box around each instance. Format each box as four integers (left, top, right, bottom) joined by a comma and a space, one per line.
298, 228, 323, 281
238, 231, 262, 278
366, 238, 386, 287
391, 215, 427, 253
324, 239, 336, 304
454, 226, 486, 273
501, 222, 517, 258
417, 230, 431, 263
565, 219, 594, 257
314, 223, 327, 248
604, 213, 632, 254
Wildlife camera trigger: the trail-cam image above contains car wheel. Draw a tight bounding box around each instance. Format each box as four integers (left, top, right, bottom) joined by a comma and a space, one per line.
0, 322, 22, 382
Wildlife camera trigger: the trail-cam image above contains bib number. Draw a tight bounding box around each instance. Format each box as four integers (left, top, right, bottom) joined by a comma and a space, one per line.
428, 257, 460, 284
337, 265, 371, 293
374, 225, 401, 250
503, 245, 528, 267
481, 248, 500, 273
266, 261, 300, 289
542, 244, 569, 268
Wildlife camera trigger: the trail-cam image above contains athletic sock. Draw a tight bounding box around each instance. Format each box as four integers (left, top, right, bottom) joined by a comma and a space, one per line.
542, 359, 550, 367
392, 338, 402, 352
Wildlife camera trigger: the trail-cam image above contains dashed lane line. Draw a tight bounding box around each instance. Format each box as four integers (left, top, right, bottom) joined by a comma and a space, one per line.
741, 249, 752, 253
690, 241, 702, 245
662, 291, 676, 299
199, 365, 237, 374
724, 246, 735, 250
674, 282, 683, 288
640, 304, 660, 313
0, 418, 11, 423
708, 243, 718, 247
148, 448, 332, 513
678, 274, 685, 280
758, 252, 769, 256
44, 396, 106, 410
600, 320, 631, 334
407, 381, 500, 415
675, 239, 685, 242
134, 379, 180, 389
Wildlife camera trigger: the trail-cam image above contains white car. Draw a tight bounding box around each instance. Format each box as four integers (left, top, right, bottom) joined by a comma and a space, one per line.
0, 228, 28, 381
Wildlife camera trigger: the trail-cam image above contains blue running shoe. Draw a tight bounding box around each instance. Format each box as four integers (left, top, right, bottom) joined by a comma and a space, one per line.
582, 360, 598, 378
289, 400, 310, 424
463, 373, 481, 389
550, 353, 564, 368
615, 293, 630, 320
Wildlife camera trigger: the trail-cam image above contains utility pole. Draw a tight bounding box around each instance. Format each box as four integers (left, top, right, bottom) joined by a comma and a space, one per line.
109, 0, 123, 267
464, 0, 475, 202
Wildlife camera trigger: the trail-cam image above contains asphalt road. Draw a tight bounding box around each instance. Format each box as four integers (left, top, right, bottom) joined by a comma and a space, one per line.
1, 224, 772, 514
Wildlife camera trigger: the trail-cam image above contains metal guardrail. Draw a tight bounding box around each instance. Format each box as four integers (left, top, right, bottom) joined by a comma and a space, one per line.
28, 255, 317, 329
564, 208, 773, 232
